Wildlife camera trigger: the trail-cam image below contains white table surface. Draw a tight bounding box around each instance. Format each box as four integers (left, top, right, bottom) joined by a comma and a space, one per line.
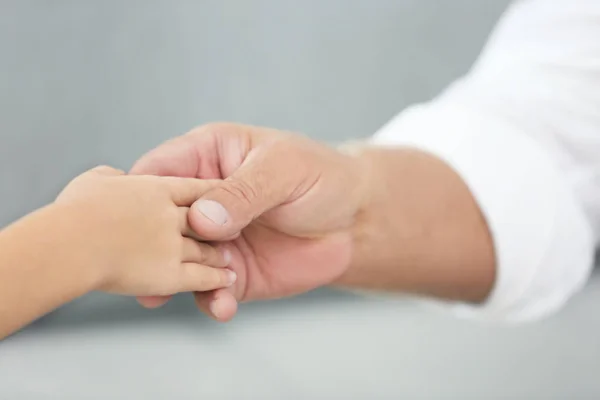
2, 271, 599, 399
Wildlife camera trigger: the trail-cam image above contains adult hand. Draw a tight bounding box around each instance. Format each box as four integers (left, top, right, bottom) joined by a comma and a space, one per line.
130, 123, 369, 321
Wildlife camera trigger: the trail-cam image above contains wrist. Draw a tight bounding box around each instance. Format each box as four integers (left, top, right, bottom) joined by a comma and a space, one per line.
46, 202, 112, 291
334, 141, 381, 287
332, 143, 495, 301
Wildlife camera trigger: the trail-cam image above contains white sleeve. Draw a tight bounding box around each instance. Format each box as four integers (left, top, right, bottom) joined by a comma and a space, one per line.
371, 0, 600, 322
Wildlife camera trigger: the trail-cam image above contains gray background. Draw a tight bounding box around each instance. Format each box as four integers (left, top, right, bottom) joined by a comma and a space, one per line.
1, 1, 599, 399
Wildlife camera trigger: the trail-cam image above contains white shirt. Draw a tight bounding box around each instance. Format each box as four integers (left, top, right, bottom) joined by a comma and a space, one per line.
371, 0, 600, 322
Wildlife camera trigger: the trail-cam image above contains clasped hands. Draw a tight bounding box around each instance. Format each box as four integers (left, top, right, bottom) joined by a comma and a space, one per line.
80, 123, 369, 322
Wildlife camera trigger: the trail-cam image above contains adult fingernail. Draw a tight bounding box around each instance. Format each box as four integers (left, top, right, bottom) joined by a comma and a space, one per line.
195, 200, 228, 226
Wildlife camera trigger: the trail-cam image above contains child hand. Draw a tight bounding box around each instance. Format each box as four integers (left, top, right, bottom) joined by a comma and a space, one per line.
54, 165, 236, 296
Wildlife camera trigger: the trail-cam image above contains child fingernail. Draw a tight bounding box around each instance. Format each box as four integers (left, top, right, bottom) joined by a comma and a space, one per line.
227, 270, 237, 285
223, 249, 232, 265
209, 300, 220, 317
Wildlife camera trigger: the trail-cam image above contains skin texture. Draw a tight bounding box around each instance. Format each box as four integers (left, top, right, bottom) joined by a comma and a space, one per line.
0, 166, 233, 339
131, 123, 495, 322
131, 125, 369, 320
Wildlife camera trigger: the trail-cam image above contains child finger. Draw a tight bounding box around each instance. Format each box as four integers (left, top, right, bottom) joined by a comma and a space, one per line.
181, 238, 231, 267
179, 263, 236, 292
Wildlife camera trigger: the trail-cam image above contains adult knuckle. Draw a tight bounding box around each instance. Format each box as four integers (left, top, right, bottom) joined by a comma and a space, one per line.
91, 165, 112, 172
188, 122, 234, 138
222, 177, 258, 206
93, 165, 125, 175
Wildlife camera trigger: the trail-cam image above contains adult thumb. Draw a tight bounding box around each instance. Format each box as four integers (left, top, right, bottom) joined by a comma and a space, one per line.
188, 144, 307, 240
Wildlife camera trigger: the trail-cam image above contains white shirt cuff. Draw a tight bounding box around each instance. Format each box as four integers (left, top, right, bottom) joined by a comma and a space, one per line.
370, 101, 595, 322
